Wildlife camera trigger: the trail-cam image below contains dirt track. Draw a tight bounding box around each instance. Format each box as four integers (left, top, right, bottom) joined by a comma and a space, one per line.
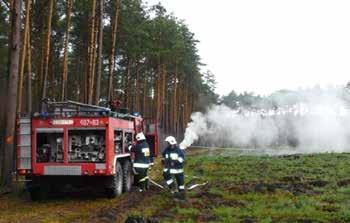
87, 187, 162, 223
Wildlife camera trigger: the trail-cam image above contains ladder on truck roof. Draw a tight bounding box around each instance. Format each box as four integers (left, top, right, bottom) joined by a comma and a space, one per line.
41, 100, 138, 120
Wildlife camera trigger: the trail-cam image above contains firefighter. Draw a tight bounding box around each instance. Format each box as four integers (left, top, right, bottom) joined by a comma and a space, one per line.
162, 136, 186, 199
131, 132, 150, 192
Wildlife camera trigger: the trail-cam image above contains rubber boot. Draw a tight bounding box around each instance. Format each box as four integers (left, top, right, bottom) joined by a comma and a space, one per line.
179, 190, 186, 200
168, 182, 177, 194
174, 190, 186, 201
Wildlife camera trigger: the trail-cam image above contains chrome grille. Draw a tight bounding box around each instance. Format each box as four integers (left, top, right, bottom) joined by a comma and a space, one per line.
44, 166, 82, 175
95, 163, 106, 170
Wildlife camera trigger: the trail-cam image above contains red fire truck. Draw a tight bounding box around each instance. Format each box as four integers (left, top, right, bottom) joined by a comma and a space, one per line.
16, 101, 158, 200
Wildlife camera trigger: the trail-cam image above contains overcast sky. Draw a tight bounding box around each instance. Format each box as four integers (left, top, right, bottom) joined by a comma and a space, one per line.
146, 0, 350, 96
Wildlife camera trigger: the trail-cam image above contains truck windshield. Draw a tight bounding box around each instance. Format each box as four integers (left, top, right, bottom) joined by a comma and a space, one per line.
68, 129, 106, 163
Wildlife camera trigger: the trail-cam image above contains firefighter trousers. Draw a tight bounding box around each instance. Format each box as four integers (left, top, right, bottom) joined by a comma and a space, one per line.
134, 167, 149, 191
163, 170, 185, 192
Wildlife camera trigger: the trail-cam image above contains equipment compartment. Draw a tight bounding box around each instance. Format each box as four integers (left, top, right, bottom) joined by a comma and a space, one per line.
68, 129, 106, 163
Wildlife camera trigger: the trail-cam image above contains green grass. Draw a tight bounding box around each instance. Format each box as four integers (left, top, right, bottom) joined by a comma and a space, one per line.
183, 151, 350, 223
2, 150, 350, 222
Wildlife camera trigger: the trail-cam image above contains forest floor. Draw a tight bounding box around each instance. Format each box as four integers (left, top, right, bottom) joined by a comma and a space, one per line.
1, 148, 350, 223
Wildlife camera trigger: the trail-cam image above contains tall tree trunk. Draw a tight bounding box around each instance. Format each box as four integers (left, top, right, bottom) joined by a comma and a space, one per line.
32, 1, 43, 110
155, 67, 159, 121
107, 0, 120, 102
36, 45, 44, 109
26, 25, 32, 113
0, 0, 13, 185
81, 49, 88, 102
158, 64, 166, 129
172, 63, 178, 135
177, 76, 184, 134
17, 0, 31, 114
87, 0, 96, 104
90, 12, 99, 104
61, 0, 72, 101
48, 45, 55, 99
124, 58, 132, 108
142, 76, 148, 117
183, 84, 189, 131
41, 0, 54, 109
26, 1, 32, 113
94, 0, 104, 105
1, 0, 22, 188
155, 61, 162, 123
161, 64, 167, 131
84, 54, 88, 103
135, 62, 140, 112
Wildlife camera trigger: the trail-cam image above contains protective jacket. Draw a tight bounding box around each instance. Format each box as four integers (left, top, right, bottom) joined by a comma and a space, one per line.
162, 145, 185, 174
131, 140, 150, 168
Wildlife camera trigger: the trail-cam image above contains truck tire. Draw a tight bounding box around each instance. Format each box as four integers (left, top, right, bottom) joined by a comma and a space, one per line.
27, 177, 49, 201
106, 161, 123, 198
29, 187, 39, 201
29, 185, 48, 201
122, 160, 133, 192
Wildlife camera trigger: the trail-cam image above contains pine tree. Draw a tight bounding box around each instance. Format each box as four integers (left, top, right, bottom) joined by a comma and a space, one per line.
107, 0, 121, 102
40, 0, 54, 108
94, 0, 104, 105
61, 0, 72, 101
1, 0, 22, 188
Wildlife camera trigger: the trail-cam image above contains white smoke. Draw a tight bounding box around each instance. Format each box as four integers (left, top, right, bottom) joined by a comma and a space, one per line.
179, 86, 350, 154
179, 112, 208, 150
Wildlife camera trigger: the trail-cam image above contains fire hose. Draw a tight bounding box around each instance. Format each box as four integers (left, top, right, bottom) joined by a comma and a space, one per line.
147, 172, 208, 191
148, 178, 208, 191
132, 162, 208, 191
149, 179, 164, 189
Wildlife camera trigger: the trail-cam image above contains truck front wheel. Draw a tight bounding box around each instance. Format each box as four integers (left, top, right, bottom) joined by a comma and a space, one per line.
26, 178, 49, 201
122, 160, 133, 192
29, 187, 45, 201
106, 161, 123, 198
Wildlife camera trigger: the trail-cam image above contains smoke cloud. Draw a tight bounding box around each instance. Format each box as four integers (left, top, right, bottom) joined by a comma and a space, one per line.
179, 86, 350, 154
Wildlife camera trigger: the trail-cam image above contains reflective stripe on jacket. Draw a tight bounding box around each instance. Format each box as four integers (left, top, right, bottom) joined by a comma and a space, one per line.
131, 140, 150, 166
133, 162, 150, 168
162, 145, 185, 171
169, 168, 183, 174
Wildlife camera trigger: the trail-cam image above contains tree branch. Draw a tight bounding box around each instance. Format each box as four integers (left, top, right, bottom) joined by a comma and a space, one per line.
1, 0, 10, 11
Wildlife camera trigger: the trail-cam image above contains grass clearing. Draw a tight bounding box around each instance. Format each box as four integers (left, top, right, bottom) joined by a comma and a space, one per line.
1, 149, 350, 222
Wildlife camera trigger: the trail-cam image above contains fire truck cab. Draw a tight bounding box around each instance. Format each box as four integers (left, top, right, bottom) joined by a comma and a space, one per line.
16, 101, 158, 200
